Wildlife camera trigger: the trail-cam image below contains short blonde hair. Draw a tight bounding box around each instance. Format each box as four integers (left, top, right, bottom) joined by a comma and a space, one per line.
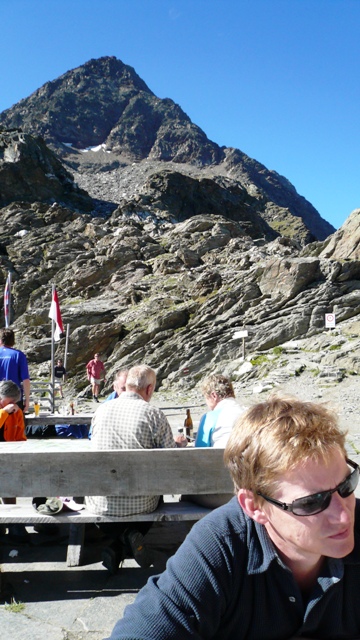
201, 374, 235, 400
224, 394, 346, 500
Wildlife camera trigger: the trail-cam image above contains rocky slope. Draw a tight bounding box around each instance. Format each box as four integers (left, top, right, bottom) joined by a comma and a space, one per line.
1, 187, 359, 398
0, 57, 358, 400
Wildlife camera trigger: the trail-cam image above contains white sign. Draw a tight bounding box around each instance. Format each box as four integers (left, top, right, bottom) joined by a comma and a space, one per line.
232, 330, 248, 340
325, 313, 336, 328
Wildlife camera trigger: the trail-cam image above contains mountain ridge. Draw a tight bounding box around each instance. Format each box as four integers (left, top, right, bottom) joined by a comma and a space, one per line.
0, 56, 334, 241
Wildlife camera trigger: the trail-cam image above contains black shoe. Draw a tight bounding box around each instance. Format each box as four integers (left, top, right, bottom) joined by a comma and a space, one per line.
122, 529, 153, 568
94, 396, 99, 403
7, 524, 30, 542
101, 542, 124, 575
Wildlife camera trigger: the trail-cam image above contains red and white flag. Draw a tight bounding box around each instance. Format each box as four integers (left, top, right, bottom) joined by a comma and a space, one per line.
48, 288, 64, 342
4, 273, 11, 328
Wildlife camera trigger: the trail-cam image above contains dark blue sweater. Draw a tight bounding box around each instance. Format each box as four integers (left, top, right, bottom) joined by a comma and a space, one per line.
107, 497, 360, 639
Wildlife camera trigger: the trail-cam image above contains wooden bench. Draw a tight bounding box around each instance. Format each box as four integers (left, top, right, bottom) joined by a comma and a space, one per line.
24, 413, 93, 427
0, 441, 233, 567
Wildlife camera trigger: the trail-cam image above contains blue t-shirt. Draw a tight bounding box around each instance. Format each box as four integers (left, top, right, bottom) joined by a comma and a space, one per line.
195, 408, 222, 447
0, 346, 29, 398
104, 390, 118, 402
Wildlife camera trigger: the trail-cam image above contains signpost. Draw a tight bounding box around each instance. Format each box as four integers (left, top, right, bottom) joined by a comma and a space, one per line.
325, 313, 336, 329
232, 329, 248, 359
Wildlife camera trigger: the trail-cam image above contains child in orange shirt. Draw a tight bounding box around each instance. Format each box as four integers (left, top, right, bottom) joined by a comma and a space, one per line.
0, 379, 26, 442
0, 380, 27, 541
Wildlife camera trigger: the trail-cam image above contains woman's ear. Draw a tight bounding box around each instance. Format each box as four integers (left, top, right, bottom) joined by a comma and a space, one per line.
238, 489, 269, 525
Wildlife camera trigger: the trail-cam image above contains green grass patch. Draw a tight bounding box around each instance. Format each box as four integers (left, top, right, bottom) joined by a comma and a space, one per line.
4, 599, 25, 613
250, 354, 269, 366
272, 346, 284, 356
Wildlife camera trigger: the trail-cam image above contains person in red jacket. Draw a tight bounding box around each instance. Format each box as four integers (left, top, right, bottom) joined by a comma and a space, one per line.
86, 353, 106, 402
0, 379, 28, 541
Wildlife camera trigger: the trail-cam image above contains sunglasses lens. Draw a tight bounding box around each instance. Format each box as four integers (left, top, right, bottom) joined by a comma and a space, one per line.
292, 492, 330, 516
338, 467, 359, 498
293, 465, 359, 515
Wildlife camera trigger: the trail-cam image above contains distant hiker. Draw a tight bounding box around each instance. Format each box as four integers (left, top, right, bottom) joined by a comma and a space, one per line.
0, 328, 30, 412
54, 358, 66, 399
86, 353, 106, 402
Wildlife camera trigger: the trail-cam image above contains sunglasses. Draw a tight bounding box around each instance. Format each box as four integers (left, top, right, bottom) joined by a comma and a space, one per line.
258, 458, 359, 517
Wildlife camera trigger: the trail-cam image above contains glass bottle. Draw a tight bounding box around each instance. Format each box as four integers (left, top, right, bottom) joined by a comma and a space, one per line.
184, 409, 193, 441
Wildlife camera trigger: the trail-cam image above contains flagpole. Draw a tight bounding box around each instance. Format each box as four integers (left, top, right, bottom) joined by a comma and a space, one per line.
51, 285, 55, 413
64, 323, 70, 371
8, 272, 11, 327
49, 285, 64, 413
4, 272, 11, 328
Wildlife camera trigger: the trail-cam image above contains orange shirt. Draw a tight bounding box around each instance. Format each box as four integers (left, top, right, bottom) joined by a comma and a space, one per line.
0, 408, 26, 441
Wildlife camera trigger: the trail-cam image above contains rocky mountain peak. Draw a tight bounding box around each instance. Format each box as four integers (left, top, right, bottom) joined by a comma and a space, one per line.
0, 56, 153, 151
0, 56, 335, 240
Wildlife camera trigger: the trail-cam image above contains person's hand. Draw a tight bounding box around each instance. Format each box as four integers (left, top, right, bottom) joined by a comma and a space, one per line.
3, 403, 19, 414
175, 435, 188, 448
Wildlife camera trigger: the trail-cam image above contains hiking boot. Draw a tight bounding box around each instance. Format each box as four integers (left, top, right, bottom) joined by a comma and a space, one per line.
122, 529, 153, 568
94, 396, 99, 403
101, 542, 124, 575
7, 524, 30, 542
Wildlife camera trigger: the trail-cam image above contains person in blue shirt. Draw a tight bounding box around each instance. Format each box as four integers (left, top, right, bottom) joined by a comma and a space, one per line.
106, 394, 360, 640
195, 374, 246, 448
0, 328, 30, 412
104, 369, 128, 402
187, 374, 246, 508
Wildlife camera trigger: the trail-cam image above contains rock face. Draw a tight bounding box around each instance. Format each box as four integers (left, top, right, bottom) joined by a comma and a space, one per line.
0, 129, 93, 211
0, 56, 334, 241
1, 199, 359, 396
319, 209, 360, 260
0, 56, 358, 397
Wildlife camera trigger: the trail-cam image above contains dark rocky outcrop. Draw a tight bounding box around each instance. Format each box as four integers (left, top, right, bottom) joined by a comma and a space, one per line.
0, 129, 93, 210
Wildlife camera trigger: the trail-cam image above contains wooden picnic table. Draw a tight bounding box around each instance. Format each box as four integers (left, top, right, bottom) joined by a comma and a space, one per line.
0, 442, 233, 566
24, 413, 93, 427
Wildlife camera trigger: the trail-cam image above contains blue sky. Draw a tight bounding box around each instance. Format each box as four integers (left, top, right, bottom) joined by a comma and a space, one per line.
0, 0, 359, 230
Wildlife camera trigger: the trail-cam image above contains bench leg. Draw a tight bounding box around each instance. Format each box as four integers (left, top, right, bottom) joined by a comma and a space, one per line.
67, 523, 85, 567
